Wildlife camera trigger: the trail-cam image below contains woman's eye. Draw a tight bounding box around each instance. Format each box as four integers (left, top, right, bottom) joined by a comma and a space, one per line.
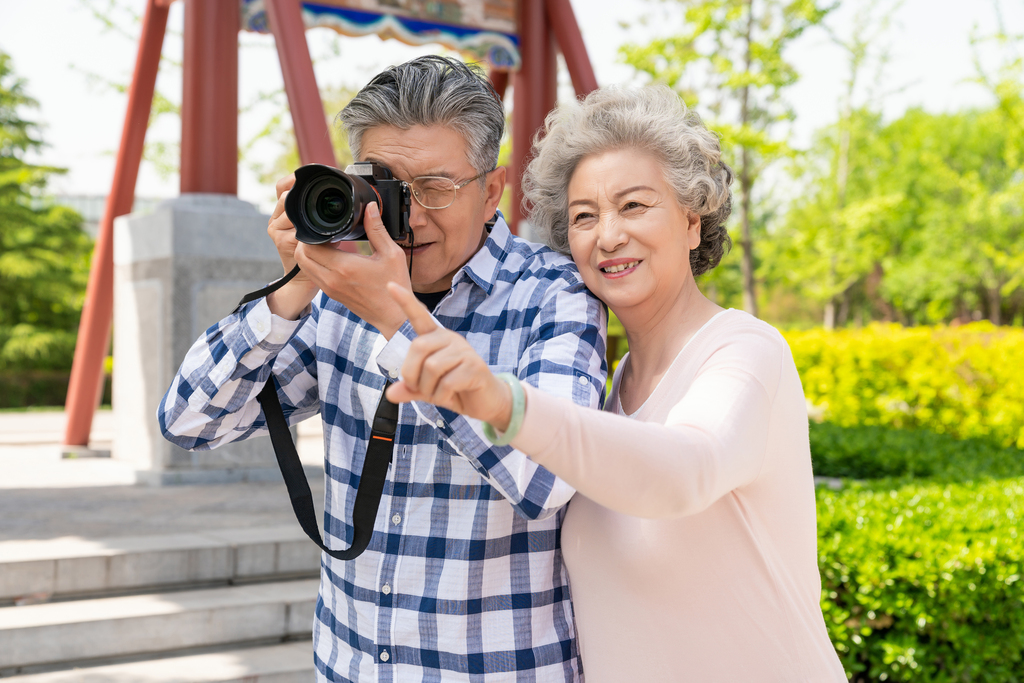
570, 212, 595, 225
623, 201, 645, 211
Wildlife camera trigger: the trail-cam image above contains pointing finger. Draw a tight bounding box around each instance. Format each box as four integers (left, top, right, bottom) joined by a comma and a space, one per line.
386, 282, 438, 336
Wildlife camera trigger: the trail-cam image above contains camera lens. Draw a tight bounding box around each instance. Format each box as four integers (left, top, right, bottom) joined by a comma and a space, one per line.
305, 178, 354, 236
315, 188, 348, 224
286, 164, 388, 244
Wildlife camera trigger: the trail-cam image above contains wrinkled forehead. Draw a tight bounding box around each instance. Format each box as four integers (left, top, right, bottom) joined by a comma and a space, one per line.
358, 124, 475, 181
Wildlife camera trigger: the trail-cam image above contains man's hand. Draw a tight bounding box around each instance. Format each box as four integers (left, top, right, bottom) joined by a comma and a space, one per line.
385, 283, 513, 431
266, 174, 321, 320
293, 203, 413, 339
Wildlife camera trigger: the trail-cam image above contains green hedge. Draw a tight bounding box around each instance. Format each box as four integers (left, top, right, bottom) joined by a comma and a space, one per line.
818, 478, 1024, 682
784, 323, 1024, 448
0, 371, 111, 409
810, 421, 1024, 482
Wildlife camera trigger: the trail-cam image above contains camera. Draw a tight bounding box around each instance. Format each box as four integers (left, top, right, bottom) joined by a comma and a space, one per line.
285, 162, 411, 245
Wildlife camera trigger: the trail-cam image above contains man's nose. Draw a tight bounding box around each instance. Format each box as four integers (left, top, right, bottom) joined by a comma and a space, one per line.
407, 194, 430, 230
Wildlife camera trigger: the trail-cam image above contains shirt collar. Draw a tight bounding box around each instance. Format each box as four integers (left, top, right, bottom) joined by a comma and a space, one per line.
452, 213, 515, 296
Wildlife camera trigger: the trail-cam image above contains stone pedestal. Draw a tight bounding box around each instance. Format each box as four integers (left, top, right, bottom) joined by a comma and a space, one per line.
113, 194, 292, 485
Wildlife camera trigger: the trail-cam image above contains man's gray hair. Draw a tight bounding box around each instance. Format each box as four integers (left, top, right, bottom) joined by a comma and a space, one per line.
338, 55, 504, 175
523, 86, 733, 276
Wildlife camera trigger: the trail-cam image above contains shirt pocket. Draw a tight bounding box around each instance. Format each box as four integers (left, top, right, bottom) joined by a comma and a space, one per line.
434, 363, 517, 473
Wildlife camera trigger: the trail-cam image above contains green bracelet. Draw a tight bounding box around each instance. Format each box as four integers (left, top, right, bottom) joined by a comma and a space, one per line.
483, 373, 525, 446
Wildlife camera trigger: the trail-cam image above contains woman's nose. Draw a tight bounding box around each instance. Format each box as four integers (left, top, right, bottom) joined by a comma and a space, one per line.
595, 214, 628, 252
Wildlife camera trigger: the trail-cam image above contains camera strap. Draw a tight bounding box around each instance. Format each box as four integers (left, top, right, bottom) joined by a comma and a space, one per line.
234, 275, 397, 561
257, 376, 396, 561
234, 265, 301, 310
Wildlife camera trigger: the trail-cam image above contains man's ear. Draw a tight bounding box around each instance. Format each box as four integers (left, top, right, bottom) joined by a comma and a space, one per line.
483, 167, 507, 217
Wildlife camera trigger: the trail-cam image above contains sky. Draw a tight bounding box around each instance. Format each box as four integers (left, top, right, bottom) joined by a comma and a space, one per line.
0, 0, 1021, 212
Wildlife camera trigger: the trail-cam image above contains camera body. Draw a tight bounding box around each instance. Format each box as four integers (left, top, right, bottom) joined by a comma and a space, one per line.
285, 162, 411, 245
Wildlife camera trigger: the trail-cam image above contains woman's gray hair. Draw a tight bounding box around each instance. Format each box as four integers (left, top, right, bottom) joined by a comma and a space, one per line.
338, 55, 504, 175
523, 86, 733, 275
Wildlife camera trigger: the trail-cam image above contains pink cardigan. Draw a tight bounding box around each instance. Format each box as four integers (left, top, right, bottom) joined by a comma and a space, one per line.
514, 309, 846, 682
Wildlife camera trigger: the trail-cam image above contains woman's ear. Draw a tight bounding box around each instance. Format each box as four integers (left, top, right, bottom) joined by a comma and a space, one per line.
688, 212, 702, 250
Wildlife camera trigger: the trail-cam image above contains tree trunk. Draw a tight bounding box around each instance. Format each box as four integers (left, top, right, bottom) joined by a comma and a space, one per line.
824, 299, 836, 330
838, 289, 851, 327
739, 0, 758, 318
988, 284, 1002, 325
866, 262, 892, 322
739, 165, 757, 317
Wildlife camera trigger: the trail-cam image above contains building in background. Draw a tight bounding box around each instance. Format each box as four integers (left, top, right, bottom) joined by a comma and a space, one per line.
49, 195, 166, 239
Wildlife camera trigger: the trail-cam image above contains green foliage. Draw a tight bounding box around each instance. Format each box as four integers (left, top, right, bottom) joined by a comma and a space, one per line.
878, 108, 1024, 324
771, 103, 1024, 327
244, 86, 357, 194
620, 0, 830, 142
799, 322, 1024, 679
0, 370, 110, 408
761, 109, 896, 309
785, 323, 1024, 448
818, 478, 1024, 682
620, 0, 832, 316
810, 422, 1024, 482
0, 51, 92, 372
765, 7, 1024, 328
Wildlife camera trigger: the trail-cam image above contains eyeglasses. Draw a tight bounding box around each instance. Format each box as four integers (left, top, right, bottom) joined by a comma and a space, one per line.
406, 170, 490, 210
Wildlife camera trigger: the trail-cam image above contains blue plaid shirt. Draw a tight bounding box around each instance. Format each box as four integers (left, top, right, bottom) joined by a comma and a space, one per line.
159, 217, 607, 683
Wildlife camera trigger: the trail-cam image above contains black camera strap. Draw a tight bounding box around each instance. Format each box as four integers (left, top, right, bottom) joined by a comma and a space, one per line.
257, 375, 397, 561
234, 274, 397, 561
235, 265, 301, 309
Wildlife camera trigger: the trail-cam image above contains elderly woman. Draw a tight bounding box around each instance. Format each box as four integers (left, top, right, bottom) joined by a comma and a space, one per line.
385, 86, 846, 681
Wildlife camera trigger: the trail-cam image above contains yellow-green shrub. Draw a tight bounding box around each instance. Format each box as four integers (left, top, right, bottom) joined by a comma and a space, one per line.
784, 323, 1024, 448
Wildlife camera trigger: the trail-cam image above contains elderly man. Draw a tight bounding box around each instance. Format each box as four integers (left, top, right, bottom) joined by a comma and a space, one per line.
159, 56, 606, 682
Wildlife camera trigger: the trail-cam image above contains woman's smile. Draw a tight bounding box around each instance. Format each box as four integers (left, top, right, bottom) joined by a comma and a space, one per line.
598, 258, 642, 277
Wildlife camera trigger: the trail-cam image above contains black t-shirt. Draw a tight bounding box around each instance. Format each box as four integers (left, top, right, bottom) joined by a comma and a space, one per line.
414, 289, 451, 314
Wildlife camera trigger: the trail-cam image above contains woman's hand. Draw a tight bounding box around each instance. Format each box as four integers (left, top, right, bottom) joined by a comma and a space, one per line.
384, 283, 514, 431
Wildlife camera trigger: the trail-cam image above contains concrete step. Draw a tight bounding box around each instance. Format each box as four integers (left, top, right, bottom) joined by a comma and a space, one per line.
2, 641, 314, 682
0, 525, 320, 604
0, 578, 319, 673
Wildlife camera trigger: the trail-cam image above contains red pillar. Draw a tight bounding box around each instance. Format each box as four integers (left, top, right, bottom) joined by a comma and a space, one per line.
64, 0, 170, 447
511, 0, 557, 234
488, 68, 509, 102
265, 0, 361, 254
181, 0, 239, 194
266, 0, 336, 167
546, 0, 598, 96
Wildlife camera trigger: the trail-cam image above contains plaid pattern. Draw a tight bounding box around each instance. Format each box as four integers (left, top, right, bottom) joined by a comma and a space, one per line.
159, 217, 607, 683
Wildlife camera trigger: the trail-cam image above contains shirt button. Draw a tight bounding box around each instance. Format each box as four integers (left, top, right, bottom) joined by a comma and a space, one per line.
577, 375, 588, 385
381, 583, 392, 595
435, 418, 445, 428
392, 514, 402, 525
380, 650, 390, 662
256, 321, 265, 332
388, 368, 398, 379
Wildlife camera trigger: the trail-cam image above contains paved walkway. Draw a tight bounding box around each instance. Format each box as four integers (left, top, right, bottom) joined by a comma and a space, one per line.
0, 409, 325, 542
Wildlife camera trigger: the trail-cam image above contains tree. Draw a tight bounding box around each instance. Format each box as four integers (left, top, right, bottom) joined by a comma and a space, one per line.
0, 51, 93, 371
763, 107, 900, 326
621, 0, 832, 317
246, 86, 357, 188
75, 0, 351, 195
966, 3, 1024, 324
765, 0, 904, 328
878, 107, 1024, 325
